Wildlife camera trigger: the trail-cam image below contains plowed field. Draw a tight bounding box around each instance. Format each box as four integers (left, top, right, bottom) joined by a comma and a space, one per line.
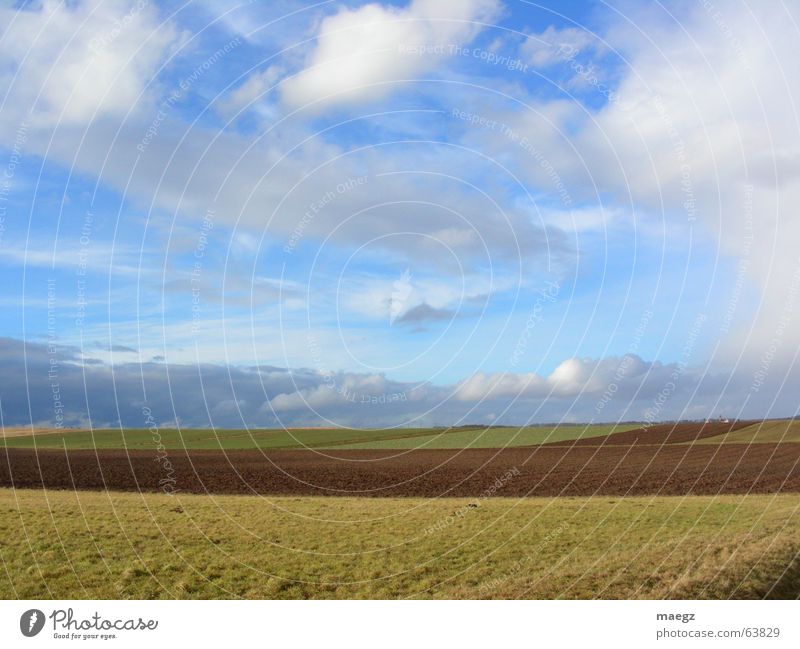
2, 421, 798, 496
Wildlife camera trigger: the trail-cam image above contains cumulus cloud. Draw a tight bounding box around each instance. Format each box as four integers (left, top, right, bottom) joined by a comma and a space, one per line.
456, 355, 659, 402
459, 2, 800, 377
0, 338, 775, 429
280, 0, 500, 108
0, 0, 183, 128
586, 3, 800, 375
0, 1, 570, 304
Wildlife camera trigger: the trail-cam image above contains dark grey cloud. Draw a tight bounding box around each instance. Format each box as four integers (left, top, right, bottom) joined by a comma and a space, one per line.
94, 342, 138, 353
396, 302, 456, 325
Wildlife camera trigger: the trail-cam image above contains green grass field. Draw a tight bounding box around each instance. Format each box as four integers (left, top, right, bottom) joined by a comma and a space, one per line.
0, 423, 639, 451
697, 420, 800, 444
322, 423, 635, 449
1, 488, 798, 599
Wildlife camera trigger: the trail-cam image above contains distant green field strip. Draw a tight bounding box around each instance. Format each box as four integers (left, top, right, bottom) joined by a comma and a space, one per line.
696, 420, 800, 444
322, 423, 640, 449
1, 426, 501, 451
1, 424, 636, 451
0, 428, 346, 450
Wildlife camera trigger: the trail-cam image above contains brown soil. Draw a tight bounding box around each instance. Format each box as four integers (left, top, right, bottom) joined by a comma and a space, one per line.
1, 421, 798, 497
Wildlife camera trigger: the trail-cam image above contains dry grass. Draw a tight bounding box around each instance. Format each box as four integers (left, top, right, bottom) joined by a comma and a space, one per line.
697, 420, 800, 445
1, 489, 799, 599
0, 427, 83, 439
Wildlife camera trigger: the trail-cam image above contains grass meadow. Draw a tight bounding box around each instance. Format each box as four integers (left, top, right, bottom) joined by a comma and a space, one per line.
1, 488, 798, 599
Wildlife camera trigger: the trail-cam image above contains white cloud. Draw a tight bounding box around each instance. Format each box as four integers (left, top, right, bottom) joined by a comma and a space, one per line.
461, 2, 800, 376
538, 205, 625, 234
0, 3, 570, 290
521, 25, 598, 68
216, 64, 284, 119
455, 355, 655, 402
455, 370, 545, 401
0, 240, 150, 277
280, 0, 500, 108
0, 0, 182, 128
579, 3, 800, 373
339, 270, 509, 323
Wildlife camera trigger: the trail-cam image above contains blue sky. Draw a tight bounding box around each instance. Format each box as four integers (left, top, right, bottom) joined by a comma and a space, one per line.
0, 0, 796, 428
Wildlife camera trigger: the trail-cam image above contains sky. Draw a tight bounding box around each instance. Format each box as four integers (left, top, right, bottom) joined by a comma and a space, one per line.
0, 0, 798, 429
